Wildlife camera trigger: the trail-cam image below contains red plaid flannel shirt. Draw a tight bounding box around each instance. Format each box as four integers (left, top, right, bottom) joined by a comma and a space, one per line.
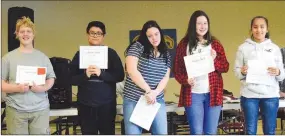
174, 38, 229, 107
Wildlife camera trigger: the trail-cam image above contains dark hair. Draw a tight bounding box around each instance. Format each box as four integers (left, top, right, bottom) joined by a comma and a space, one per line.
250, 16, 269, 39
183, 10, 213, 55
125, 20, 168, 59
86, 21, 106, 35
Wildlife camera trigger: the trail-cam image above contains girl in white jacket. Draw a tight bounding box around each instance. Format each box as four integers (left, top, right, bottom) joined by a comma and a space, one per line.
234, 16, 285, 135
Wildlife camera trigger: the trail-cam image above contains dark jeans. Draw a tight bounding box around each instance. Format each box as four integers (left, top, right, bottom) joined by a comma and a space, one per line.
241, 96, 279, 135
77, 100, 117, 135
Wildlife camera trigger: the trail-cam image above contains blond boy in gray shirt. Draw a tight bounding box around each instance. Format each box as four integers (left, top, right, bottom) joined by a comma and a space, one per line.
1, 17, 55, 134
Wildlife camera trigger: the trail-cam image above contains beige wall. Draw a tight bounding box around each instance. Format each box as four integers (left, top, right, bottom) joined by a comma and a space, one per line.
2, 1, 285, 104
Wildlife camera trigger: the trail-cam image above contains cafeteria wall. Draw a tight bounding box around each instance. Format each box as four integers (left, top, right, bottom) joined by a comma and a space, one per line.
2, 1, 285, 103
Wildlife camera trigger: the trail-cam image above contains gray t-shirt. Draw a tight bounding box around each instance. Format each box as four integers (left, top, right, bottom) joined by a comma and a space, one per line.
1, 48, 56, 112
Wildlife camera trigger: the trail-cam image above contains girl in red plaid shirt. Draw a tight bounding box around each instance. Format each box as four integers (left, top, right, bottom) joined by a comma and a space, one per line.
174, 10, 229, 134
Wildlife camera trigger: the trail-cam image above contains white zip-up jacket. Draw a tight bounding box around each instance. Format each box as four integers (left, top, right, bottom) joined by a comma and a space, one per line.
234, 38, 285, 98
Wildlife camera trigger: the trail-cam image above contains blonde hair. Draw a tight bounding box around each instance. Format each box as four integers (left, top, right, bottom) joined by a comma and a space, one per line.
14, 16, 35, 39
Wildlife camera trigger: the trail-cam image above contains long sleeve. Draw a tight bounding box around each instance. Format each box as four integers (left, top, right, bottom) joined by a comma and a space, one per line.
234, 46, 246, 80
174, 39, 190, 86
279, 48, 285, 91
275, 47, 285, 81
70, 51, 89, 86
212, 40, 229, 74
99, 48, 125, 83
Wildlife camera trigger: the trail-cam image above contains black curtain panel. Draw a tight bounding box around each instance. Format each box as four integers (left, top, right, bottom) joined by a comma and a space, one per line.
8, 7, 34, 52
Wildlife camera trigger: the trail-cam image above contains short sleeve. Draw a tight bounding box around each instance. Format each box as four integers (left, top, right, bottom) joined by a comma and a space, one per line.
44, 56, 56, 79
1, 56, 9, 81
126, 42, 143, 58
166, 51, 172, 69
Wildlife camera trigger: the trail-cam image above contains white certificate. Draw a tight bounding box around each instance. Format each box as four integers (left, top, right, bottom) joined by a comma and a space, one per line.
79, 46, 108, 69
246, 60, 275, 86
130, 95, 161, 131
183, 51, 215, 78
16, 65, 47, 86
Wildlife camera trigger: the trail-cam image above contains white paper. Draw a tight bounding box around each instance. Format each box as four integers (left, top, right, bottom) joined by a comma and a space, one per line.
246, 60, 275, 85
16, 65, 47, 85
129, 95, 161, 131
79, 46, 108, 69
184, 51, 215, 78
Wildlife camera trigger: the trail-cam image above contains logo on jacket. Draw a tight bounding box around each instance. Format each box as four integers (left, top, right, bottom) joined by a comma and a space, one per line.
264, 49, 272, 52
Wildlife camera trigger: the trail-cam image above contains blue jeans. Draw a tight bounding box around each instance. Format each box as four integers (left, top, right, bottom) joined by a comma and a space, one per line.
123, 97, 167, 135
241, 96, 279, 135
185, 93, 222, 134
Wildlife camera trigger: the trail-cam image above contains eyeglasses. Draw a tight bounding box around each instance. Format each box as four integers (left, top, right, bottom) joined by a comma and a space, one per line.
89, 31, 104, 37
